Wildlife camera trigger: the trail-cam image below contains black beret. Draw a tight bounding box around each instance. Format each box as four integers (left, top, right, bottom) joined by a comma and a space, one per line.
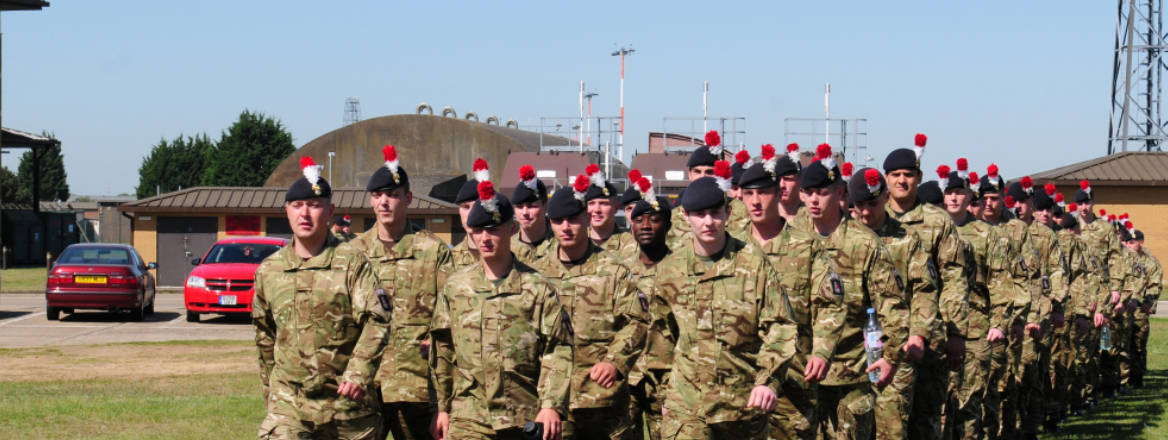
739, 162, 778, 190
979, 175, 1006, 195
1033, 189, 1055, 211
454, 179, 480, 204
1059, 212, 1078, 230
731, 161, 747, 186
775, 156, 800, 177
366, 165, 410, 193
1120, 227, 1134, 242
620, 185, 642, 206
847, 167, 886, 204
467, 193, 514, 229
546, 187, 586, 220
1006, 181, 1033, 202
585, 181, 618, 201
333, 215, 350, 226
286, 176, 332, 202
883, 148, 920, 173
942, 171, 968, 193
1134, 230, 1145, 241
680, 177, 728, 212
917, 181, 942, 206
630, 195, 673, 219
511, 179, 548, 205
799, 160, 841, 190
686, 146, 719, 169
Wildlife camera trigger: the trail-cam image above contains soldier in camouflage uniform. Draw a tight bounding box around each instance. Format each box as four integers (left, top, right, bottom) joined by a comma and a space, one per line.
849, 167, 941, 440
666, 130, 722, 246
530, 177, 649, 440
451, 158, 492, 270
346, 146, 453, 440
1072, 181, 1127, 398
737, 150, 847, 440
581, 164, 637, 259
940, 165, 1005, 440
1114, 225, 1146, 394
800, 153, 909, 440
253, 157, 390, 440
429, 180, 572, 440
512, 164, 554, 266
1129, 230, 1161, 388
620, 188, 675, 440
1053, 207, 1101, 416
881, 136, 971, 440
332, 214, 357, 242
1039, 195, 1088, 433
656, 164, 799, 439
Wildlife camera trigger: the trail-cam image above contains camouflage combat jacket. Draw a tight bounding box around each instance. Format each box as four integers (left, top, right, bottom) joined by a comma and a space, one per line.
347, 225, 453, 404
252, 235, 391, 424
450, 237, 478, 271
889, 201, 970, 339
529, 241, 649, 410
992, 217, 1037, 325
812, 217, 910, 385
1081, 216, 1126, 302
871, 216, 943, 351
429, 259, 573, 429
1137, 250, 1163, 311
512, 223, 554, 266
1023, 222, 1069, 325
1120, 247, 1148, 305
624, 248, 676, 387
656, 235, 799, 423
1056, 229, 1094, 319
593, 225, 639, 262
953, 216, 1010, 339
331, 229, 356, 243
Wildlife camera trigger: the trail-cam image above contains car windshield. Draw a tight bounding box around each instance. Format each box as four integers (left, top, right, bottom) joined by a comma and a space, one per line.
201, 243, 282, 264
58, 247, 133, 265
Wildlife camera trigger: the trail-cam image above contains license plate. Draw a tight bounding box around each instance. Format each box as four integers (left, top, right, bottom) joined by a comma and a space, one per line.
74, 275, 107, 284
219, 295, 237, 306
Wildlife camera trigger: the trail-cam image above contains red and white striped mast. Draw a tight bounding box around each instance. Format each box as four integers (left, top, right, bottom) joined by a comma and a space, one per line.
612, 44, 635, 155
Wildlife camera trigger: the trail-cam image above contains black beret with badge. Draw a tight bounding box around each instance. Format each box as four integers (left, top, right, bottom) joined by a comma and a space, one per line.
680, 160, 733, 212
547, 174, 590, 220
686, 130, 723, 168
883, 133, 928, 173
455, 158, 491, 205
366, 145, 410, 192
466, 180, 514, 228
511, 164, 548, 205
285, 156, 332, 201
584, 163, 617, 201
800, 143, 841, 190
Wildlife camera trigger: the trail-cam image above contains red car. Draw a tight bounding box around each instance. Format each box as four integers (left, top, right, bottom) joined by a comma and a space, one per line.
46, 243, 158, 321
184, 236, 288, 322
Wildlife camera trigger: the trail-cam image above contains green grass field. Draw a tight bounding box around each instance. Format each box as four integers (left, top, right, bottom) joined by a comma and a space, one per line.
0, 267, 47, 292
0, 321, 1165, 439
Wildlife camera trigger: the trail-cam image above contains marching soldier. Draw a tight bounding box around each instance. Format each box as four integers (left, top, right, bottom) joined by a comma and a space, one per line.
1072, 181, 1127, 397
582, 163, 637, 258
530, 174, 649, 439
1053, 204, 1101, 417
849, 167, 940, 440
429, 180, 573, 440
252, 156, 390, 439
655, 161, 799, 439
1129, 229, 1161, 388
332, 214, 357, 242
347, 145, 453, 440
512, 164, 554, 265
881, 134, 970, 439
451, 158, 492, 269
621, 178, 675, 440
737, 145, 846, 440
667, 130, 726, 245
1113, 222, 1144, 394
802, 149, 909, 440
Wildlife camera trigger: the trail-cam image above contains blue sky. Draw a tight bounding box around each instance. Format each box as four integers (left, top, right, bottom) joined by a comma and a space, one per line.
2, 1, 1117, 196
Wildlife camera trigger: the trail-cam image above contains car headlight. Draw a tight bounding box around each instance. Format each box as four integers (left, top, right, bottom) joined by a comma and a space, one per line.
186, 276, 206, 289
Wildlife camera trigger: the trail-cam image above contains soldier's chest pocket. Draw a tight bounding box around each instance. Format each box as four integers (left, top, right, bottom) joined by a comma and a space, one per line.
305, 271, 354, 339
384, 265, 436, 325
716, 281, 759, 349
572, 286, 616, 342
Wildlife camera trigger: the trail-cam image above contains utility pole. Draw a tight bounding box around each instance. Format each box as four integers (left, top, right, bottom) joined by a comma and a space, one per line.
611, 44, 635, 157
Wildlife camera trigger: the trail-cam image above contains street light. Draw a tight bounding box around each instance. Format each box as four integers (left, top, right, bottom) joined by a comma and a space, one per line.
328, 151, 336, 182
611, 44, 634, 152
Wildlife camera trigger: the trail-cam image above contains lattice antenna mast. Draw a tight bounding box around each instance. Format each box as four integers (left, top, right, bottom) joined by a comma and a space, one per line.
1108, 0, 1168, 153
343, 97, 362, 127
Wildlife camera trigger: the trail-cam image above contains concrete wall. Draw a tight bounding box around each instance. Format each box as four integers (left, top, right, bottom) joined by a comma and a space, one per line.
1057, 184, 1168, 258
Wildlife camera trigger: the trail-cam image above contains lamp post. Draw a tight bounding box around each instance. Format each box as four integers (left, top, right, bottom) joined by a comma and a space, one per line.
328, 151, 336, 182
611, 44, 635, 153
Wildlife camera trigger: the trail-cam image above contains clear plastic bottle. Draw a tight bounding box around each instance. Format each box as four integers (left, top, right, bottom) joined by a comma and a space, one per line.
1100, 324, 1112, 352
864, 307, 884, 383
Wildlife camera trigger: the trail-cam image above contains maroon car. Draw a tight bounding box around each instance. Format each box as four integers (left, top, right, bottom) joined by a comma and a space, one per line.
45, 243, 157, 321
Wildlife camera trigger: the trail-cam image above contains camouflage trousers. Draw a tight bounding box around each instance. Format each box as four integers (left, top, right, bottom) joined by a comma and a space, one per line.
1101, 309, 1133, 391
1132, 306, 1151, 387
908, 349, 947, 440
815, 382, 875, 440
1070, 321, 1101, 407
660, 410, 769, 440
768, 371, 817, 440
381, 401, 434, 440
258, 412, 381, 440
874, 360, 914, 440
447, 416, 529, 440
995, 337, 1024, 440
1045, 323, 1074, 421
943, 338, 989, 440
1019, 329, 1050, 436
629, 370, 667, 440
565, 399, 637, 440
981, 339, 1009, 439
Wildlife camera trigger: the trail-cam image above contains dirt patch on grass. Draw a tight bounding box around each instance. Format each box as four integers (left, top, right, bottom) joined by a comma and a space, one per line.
0, 340, 257, 382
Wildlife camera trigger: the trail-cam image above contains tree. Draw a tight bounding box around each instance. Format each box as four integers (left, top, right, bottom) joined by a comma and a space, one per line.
136, 134, 213, 199
16, 132, 69, 202
0, 166, 20, 205
201, 110, 295, 187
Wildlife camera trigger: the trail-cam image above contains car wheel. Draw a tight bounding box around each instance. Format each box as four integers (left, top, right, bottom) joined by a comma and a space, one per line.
186, 310, 199, 323
130, 304, 145, 321
46, 307, 60, 321
145, 300, 155, 316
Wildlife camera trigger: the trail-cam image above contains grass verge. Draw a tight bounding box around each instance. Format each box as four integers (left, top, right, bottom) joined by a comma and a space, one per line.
1, 267, 47, 292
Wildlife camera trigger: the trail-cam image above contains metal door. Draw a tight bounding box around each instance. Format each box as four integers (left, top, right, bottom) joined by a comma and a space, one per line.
157, 217, 218, 287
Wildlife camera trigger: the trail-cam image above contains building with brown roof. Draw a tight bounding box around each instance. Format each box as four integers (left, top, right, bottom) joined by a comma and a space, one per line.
498, 150, 628, 198
1029, 151, 1168, 257
119, 187, 459, 286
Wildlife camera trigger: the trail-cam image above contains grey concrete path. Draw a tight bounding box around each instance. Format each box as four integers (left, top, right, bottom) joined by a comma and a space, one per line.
0, 293, 252, 348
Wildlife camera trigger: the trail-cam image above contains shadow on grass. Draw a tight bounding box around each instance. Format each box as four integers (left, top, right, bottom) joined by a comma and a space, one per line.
1042, 369, 1167, 439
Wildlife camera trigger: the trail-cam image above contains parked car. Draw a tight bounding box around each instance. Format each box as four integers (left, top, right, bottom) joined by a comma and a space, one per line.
184, 236, 288, 322
45, 243, 157, 321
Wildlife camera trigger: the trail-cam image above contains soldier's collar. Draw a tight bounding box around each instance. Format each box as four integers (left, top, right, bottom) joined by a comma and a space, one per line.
284, 236, 339, 270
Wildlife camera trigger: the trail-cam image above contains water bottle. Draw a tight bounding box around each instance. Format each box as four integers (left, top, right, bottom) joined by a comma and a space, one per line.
1100, 324, 1112, 352
864, 307, 884, 383
523, 421, 543, 440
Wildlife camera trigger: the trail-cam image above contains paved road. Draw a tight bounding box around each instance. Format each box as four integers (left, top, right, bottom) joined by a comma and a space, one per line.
0, 293, 252, 348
